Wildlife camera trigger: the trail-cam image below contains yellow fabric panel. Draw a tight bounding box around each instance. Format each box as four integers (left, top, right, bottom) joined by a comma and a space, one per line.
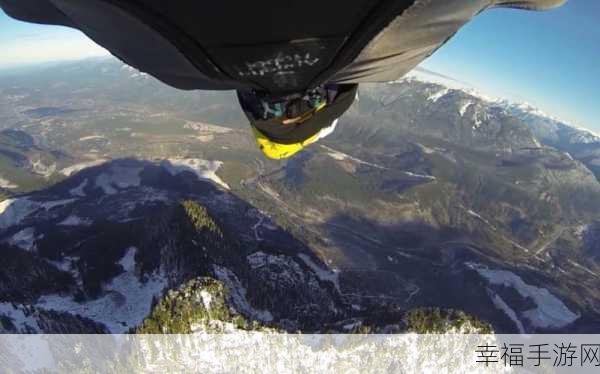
251, 126, 320, 160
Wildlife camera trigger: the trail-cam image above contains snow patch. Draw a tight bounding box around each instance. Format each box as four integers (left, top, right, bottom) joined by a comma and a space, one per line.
466, 262, 579, 329
6, 227, 36, 251
37, 247, 166, 333
212, 265, 273, 322
69, 179, 88, 197
61, 159, 108, 176
30, 159, 56, 178
251, 215, 265, 241
297, 253, 340, 291
0, 198, 39, 229
414, 143, 436, 154
58, 215, 92, 226
320, 145, 387, 170
130, 72, 149, 79
464, 208, 497, 232
135, 187, 170, 204
95, 165, 142, 195
199, 290, 213, 310
0, 176, 18, 189
567, 260, 598, 277
0, 303, 40, 333
487, 289, 525, 333
79, 135, 106, 141
117, 247, 136, 270
342, 320, 362, 331
459, 101, 472, 116
40, 198, 76, 210
574, 224, 590, 239
0, 197, 76, 229
161, 159, 229, 189
327, 150, 348, 161
184, 121, 231, 134
467, 209, 487, 222
427, 88, 450, 103
49, 256, 79, 277
471, 111, 489, 130
403, 171, 436, 180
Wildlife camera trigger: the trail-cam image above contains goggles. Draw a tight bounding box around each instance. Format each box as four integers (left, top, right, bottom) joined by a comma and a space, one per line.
245, 84, 338, 124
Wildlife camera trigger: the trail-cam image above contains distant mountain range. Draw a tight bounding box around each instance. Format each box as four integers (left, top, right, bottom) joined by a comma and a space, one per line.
409, 67, 600, 179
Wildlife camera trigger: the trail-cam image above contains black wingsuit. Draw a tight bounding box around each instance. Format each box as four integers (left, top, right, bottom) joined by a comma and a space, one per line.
0, 0, 566, 156
1, 0, 565, 95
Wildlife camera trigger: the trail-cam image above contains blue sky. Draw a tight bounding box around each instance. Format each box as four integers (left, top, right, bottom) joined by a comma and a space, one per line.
0, 10, 108, 68
421, 1, 599, 133
0, 3, 598, 132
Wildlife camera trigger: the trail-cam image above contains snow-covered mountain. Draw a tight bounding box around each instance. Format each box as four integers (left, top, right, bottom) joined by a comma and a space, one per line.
405, 68, 600, 178
410, 68, 599, 142
1, 158, 494, 334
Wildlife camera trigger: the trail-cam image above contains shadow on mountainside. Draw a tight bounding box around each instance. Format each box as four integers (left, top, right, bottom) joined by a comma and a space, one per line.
318, 212, 600, 333
0, 158, 345, 332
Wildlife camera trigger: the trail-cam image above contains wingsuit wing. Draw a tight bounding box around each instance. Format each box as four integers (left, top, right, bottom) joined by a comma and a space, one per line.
0, 0, 565, 93
329, 0, 567, 84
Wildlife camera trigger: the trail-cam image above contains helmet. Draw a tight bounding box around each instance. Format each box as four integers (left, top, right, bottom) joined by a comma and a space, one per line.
237, 84, 358, 159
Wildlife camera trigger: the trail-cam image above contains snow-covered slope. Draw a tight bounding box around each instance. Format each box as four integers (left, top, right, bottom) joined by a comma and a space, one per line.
162, 158, 230, 189
37, 247, 167, 333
